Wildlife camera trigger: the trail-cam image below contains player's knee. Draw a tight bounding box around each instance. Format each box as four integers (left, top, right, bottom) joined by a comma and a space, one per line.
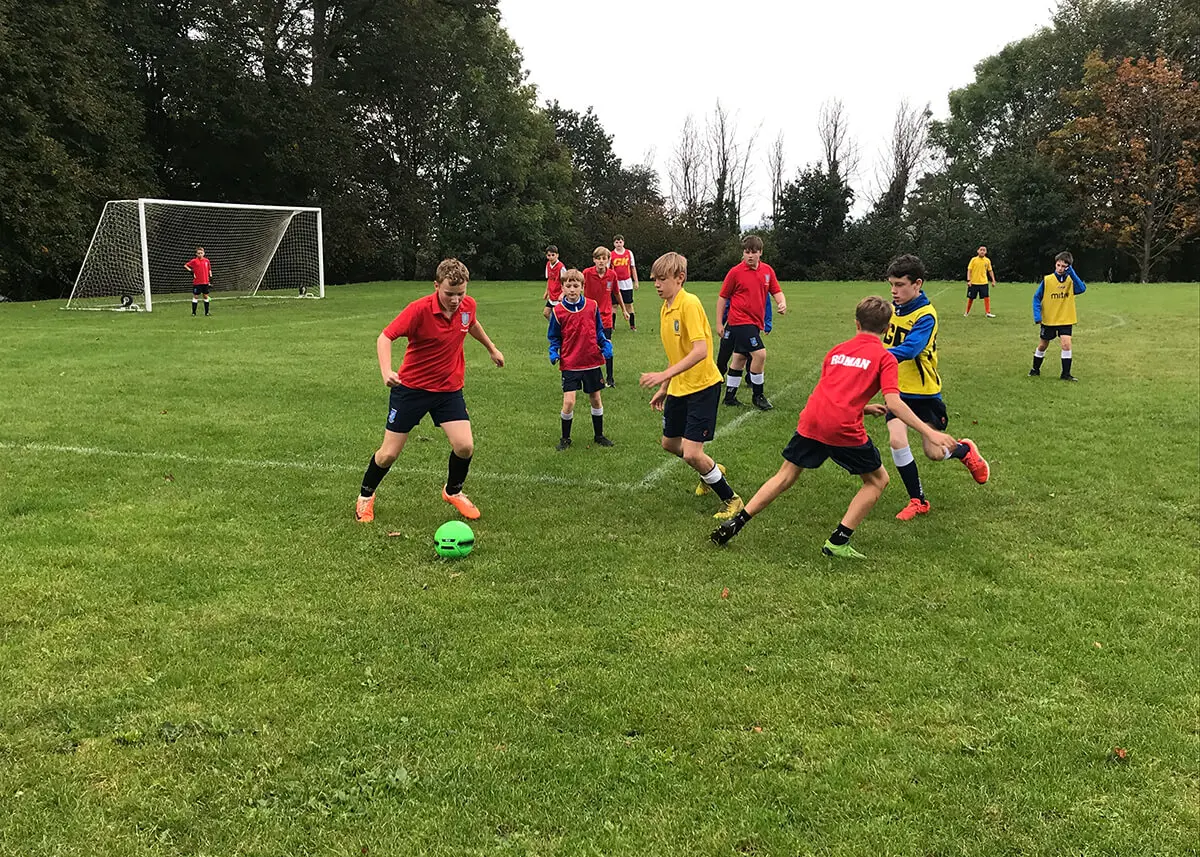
452, 441, 474, 459
375, 447, 399, 468
681, 450, 707, 470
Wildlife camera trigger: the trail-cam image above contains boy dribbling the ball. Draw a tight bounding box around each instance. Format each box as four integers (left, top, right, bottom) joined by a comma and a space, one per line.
356, 258, 505, 524
711, 295, 958, 557
548, 268, 615, 450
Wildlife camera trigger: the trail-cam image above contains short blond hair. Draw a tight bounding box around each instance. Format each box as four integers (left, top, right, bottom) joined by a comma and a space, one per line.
435, 258, 470, 286
592, 246, 610, 261
561, 268, 584, 285
651, 252, 688, 280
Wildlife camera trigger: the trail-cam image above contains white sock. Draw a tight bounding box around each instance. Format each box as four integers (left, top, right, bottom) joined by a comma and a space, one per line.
560, 411, 573, 421
1034, 348, 1046, 358
726, 375, 742, 388
590, 407, 603, 416
1062, 349, 1072, 359
749, 373, 764, 385
891, 446, 915, 467
701, 464, 724, 484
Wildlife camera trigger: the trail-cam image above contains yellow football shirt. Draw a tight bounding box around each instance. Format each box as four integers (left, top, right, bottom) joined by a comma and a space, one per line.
659, 288, 722, 397
967, 256, 993, 285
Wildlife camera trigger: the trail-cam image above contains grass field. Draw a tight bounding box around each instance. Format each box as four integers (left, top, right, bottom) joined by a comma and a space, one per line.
1, 279, 1197, 855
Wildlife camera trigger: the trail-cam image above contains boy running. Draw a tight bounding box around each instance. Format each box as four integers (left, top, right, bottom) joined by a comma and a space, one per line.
548, 269, 615, 450
610, 234, 639, 331
711, 296, 959, 557
716, 235, 787, 410
1030, 250, 1087, 382
583, 246, 628, 386
356, 258, 505, 524
640, 252, 744, 520
543, 245, 566, 321
184, 247, 211, 316
964, 245, 997, 317
882, 254, 990, 521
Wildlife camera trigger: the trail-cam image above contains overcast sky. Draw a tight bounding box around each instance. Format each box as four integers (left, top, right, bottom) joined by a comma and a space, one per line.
500, 0, 1061, 224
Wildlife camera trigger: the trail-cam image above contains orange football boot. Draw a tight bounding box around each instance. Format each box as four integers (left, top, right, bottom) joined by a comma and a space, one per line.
442, 487, 481, 520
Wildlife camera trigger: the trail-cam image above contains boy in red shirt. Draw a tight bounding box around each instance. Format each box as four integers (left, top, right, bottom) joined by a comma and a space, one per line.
183, 247, 212, 316
711, 296, 957, 558
716, 235, 787, 409
548, 269, 615, 450
356, 258, 505, 524
583, 246, 627, 386
543, 245, 566, 321
610, 234, 639, 331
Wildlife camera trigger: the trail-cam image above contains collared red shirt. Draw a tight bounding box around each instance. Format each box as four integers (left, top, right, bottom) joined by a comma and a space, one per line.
382, 293, 477, 392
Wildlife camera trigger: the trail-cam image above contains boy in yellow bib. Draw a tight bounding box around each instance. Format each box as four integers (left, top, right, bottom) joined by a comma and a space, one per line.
1030, 251, 1087, 382
882, 255, 991, 521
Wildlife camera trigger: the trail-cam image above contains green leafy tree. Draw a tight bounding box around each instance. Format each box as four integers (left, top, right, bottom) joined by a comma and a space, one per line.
0, 0, 154, 299
1045, 53, 1200, 281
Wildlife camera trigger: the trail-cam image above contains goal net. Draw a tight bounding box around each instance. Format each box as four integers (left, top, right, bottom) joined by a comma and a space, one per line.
67, 199, 324, 311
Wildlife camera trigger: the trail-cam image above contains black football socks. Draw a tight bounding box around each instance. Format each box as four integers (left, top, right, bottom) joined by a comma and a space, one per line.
1032, 349, 1046, 372
446, 452, 471, 495
828, 523, 854, 546
891, 446, 926, 501
1061, 351, 1073, 378
561, 411, 573, 440
591, 407, 604, 440
725, 369, 743, 402
360, 454, 390, 497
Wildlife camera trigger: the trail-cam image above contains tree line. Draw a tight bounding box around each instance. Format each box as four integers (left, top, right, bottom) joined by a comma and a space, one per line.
0, 0, 1196, 301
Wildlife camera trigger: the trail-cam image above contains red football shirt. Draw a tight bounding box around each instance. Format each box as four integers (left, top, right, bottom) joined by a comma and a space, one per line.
583, 265, 620, 328
796, 333, 899, 447
545, 260, 566, 301
185, 257, 211, 285
382, 293, 477, 392
720, 261, 780, 328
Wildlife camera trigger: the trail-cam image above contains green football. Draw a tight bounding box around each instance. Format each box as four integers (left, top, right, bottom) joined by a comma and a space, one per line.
434, 520, 475, 558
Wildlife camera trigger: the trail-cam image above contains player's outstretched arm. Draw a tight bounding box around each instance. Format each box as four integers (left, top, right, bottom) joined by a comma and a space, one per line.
883, 393, 956, 454
376, 333, 401, 386
468, 320, 504, 367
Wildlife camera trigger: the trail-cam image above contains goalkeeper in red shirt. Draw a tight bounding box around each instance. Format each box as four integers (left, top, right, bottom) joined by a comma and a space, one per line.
184, 247, 211, 316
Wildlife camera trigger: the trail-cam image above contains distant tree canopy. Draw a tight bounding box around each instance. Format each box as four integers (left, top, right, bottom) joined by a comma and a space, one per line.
0, 0, 1196, 300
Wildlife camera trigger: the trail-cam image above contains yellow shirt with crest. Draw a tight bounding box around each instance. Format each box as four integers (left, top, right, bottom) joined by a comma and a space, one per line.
659, 288, 722, 396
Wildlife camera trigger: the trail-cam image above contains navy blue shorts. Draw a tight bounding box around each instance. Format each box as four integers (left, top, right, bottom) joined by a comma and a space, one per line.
722, 323, 765, 356
662, 381, 722, 443
885, 396, 949, 430
386, 384, 469, 434
562, 367, 604, 394
192, 285, 210, 296
1040, 324, 1073, 340
967, 284, 989, 299
782, 432, 882, 475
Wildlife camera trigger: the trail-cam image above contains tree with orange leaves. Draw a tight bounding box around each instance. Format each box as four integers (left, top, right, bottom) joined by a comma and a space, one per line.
1044, 52, 1200, 282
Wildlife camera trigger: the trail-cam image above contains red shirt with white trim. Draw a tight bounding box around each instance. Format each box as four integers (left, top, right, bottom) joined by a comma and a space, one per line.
545, 260, 566, 301
185, 257, 211, 285
797, 332, 899, 447
583, 265, 621, 328
720, 261, 780, 328
382, 293, 477, 392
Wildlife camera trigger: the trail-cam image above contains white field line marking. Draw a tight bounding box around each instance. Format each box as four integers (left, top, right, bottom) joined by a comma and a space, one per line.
0, 441, 637, 493
193, 312, 381, 335
635, 377, 810, 489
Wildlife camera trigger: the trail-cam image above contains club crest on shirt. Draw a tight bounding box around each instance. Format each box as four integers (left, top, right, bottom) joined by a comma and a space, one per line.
673, 320, 680, 333
460, 311, 470, 328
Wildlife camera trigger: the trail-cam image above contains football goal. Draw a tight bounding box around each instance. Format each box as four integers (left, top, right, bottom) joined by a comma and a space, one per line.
67, 199, 324, 311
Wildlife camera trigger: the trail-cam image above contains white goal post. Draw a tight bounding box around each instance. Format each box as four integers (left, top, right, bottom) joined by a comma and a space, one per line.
67, 199, 324, 311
